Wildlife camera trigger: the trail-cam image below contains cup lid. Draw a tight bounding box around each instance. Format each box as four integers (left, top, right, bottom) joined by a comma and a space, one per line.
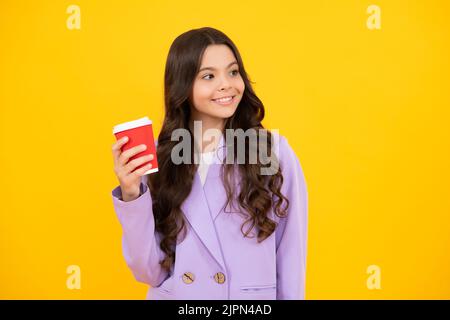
113, 116, 152, 134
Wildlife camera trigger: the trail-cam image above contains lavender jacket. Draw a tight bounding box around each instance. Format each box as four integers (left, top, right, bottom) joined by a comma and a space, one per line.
111, 134, 308, 300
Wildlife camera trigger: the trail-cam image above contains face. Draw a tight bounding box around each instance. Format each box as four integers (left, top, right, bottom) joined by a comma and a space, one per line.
189, 44, 245, 126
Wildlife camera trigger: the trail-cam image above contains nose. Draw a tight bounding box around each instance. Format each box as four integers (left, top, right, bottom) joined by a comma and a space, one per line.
218, 74, 232, 91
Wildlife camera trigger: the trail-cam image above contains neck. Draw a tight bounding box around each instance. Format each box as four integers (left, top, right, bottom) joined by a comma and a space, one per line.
189, 112, 225, 153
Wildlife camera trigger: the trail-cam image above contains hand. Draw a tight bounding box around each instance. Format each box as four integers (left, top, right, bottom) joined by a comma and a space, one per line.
112, 136, 154, 201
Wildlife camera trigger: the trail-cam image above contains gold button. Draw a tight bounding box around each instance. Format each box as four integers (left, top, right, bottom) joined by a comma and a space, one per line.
214, 272, 226, 284
182, 272, 195, 284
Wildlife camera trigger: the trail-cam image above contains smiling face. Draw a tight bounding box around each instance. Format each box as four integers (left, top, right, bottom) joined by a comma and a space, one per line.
189, 44, 245, 127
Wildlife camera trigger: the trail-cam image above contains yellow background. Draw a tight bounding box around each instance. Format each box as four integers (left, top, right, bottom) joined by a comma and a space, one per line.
1, 0, 449, 299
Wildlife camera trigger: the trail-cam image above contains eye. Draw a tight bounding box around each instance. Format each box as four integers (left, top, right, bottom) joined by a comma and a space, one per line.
202, 74, 214, 80
201, 69, 239, 80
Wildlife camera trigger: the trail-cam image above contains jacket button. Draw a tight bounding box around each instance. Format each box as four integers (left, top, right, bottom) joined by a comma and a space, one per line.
214, 272, 226, 284
182, 272, 195, 284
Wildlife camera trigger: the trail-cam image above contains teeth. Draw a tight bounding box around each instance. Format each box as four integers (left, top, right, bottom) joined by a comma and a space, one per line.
213, 96, 233, 102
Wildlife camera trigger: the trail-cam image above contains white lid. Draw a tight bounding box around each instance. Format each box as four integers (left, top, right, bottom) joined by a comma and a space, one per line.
113, 116, 152, 134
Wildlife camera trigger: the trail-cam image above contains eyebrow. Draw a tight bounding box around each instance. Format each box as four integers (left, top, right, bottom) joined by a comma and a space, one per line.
198, 61, 238, 73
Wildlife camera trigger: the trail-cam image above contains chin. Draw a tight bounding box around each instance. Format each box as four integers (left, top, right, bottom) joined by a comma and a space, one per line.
213, 109, 237, 119
200, 105, 234, 118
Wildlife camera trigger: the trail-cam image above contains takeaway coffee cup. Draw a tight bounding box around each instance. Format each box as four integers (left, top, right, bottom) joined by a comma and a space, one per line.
113, 116, 158, 175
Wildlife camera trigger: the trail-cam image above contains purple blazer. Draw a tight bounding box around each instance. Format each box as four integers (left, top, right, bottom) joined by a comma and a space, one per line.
111, 134, 308, 300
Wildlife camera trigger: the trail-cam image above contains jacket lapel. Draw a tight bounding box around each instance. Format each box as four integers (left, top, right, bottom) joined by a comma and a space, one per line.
181, 172, 226, 270
202, 134, 234, 222
181, 133, 246, 270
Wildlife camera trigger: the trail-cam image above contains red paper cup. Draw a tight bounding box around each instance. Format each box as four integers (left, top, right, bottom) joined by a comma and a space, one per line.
113, 116, 158, 175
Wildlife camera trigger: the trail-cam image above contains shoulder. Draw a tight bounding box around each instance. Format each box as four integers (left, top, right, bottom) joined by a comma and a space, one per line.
271, 132, 307, 181
270, 132, 298, 165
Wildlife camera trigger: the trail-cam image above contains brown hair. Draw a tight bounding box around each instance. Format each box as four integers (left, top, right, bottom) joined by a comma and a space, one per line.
148, 27, 289, 273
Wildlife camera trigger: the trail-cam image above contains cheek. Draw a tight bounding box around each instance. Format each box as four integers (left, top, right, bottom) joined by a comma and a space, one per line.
235, 77, 245, 94
192, 83, 214, 107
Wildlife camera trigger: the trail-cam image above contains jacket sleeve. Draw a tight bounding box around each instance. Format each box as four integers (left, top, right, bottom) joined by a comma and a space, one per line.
111, 174, 169, 287
275, 136, 309, 299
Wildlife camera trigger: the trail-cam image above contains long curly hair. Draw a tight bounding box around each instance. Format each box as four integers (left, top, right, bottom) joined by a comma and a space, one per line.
147, 27, 290, 273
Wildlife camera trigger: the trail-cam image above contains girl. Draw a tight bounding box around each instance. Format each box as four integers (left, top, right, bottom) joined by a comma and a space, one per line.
111, 27, 308, 300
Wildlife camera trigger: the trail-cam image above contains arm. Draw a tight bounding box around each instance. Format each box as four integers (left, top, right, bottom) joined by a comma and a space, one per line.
111, 175, 168, 287
275, 136, 309, 299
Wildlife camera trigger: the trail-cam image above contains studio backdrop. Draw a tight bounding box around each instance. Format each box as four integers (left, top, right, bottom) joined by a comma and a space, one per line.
1, 0, 449, 299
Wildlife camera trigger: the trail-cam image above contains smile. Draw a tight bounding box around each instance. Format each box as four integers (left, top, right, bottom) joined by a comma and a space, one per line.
211, 95, 236, 105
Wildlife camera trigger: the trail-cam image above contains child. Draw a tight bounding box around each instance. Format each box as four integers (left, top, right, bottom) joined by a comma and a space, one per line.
111, 27, 308, 300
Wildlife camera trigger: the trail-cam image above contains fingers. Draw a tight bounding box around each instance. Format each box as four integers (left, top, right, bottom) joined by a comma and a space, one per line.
112, 136, 129, 166
119, 144, 149, 167
124, 153, 154, 174
131, 162, 154, 178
